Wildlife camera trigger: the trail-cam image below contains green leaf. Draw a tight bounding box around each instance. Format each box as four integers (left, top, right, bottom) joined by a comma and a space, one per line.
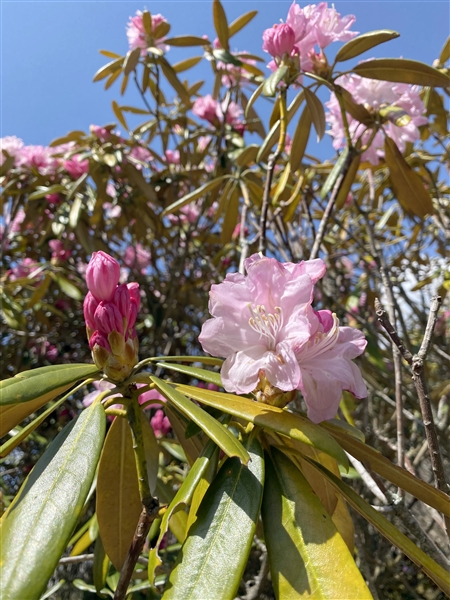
324, 425, 450, 517
161, 176, 229, 216
234, 144, 260, 167
96, 416, 142, 571
352, 58, 450, 88
320, 146, 350, 199
164, 36, 209, 47
0, 363, 99, 406
93, 536, 110, 598
175, 384, 349, 468
262, 448, 372, 599
335, 152, 361, 210
304, 457, 450, 597
335, 30, 400, 62
93, 58, 124, 83
111, 100, 128, 131
0, 403, 106, 600
28, 184, 67, 201
148, 436, 220, 584
142, 355, 223, 366
304, 88, 326, 141
52, 274, 82, 300
213, 0, 229, 50
213, 48, 242, 67
164, 437, 264, 600
151, 377, 250, 464
439, 36, 450, 65
384, 136, 434, 217
263, 66, 288, 97
228, 10, 258, 37
289, 105, 312, 172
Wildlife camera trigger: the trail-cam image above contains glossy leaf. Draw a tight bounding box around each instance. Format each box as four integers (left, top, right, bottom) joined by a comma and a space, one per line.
262, 448, 372, 599
290, 105, 312, 172
306, 457, 450, 597
335, 30, 400, 62
325, 425, 450, 516
0, 363, 99, 406
173, 56, 203, 73
123, 47, 141, 75
228, 10, 258, 37
96, 416, 142, 571
143, 354, 223, 366
175, 384, 348, 468
320, 146, 350, 199
384, 136, 434, 217
151, 377, 250, 464
0, 403, 106, 600
220, 184, 240, 244
244, 82, 264, 119
164, 36, 209, 47
162, 176, 228, 216
263, 65, 288, 97
234, 144, 260, 167
304, 88, 326, 141
1, 393, 63, 439
164, 404, 204, 466
93, 58, 124, 82
142, 413, 159, 495
338, 87, 374, 126
93, 535, 110, 598
213, 0, 229, 50
353, 58, 450, 88
164, 437, 264, 600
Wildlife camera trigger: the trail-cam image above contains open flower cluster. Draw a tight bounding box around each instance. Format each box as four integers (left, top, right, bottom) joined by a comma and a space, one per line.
199, 254, 367, 423
192, 95, 243, 130
263, 2, 358, 74
126, 10, 170, 55
326, 73, 428, 165
84, 251, 140, 381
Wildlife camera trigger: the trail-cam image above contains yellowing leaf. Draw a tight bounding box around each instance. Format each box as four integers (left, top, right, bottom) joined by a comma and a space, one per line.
96, 417, 142, 571
384, 136, 433, 217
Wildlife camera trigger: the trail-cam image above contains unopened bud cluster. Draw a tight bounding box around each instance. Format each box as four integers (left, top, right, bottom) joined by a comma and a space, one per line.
84, 251, 140, 381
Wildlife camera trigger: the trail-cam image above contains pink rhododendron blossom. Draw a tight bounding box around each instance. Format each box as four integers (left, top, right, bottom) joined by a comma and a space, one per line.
8, 258, 42, 282
199, 253, 367, 423
15, 145, 59, 175
126, 10, 170, 55
193, 95, 243, 128
63, 155, 89, 179
49, 239, 71, 262
326, 72, 427, 165
90, 125, 111, 142
45, 343, 58, 362
151, 409, 171, 437
129, 145, 152, 168
218, 53, 257, 87
1, 136, 24, 165
263, 23, 296, 58
123, 244, 151, 272
197, 136, 212, 152
46, 193, 62, 204
263, 2, 357, 75
165, 149, 180, 164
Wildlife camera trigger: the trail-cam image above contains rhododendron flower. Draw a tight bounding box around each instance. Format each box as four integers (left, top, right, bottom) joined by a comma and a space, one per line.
15, 145, 59, 175
199, 253, 367, 423
263, 2, 357, 75
123, 243, 151, 272
126, 10, 169, 56
218, 53, 257, 87
1, 136, 24, 165
84, 251, 139, 381
326, 72, 427, 165
49, 239, 71, 262
129, 145, 152, 168
192, 95, 243, 128
90, 125, 111, 142
165, 149, 180, 164
63, 155, 89, 179
8, 258, 43, 282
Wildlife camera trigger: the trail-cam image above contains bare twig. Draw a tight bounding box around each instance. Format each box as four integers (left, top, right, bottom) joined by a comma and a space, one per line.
375, 296, 450, 540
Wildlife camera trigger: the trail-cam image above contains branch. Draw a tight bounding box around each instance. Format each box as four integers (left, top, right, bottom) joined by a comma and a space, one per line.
375, 296, 450, 541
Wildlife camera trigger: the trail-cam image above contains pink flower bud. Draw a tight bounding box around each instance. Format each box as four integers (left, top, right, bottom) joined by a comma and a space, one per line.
94, 302, 124, 336
114, 284, 131, 320
83, 292, 99, 331
262, 24, 295, 59
89, 330, 111, 353
127, 301, 138, 332
127, 282, 141, 312
86, 251, 120, 301
150, 409, 171, 438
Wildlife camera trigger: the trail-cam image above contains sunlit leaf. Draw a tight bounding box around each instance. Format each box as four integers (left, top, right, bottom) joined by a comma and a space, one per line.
164, 437, 264, 600
304, 88, 326, 141
158, 56, 191, 105
173, 56, 203, 73
96, 416, 142, 571
353, 58, 450, 87
164, 36, 209, 47
123, 47, 141, 76
0, 403, 106, 600
228, 10, 258, 37
161, 176, 229, 215
263, 66, 288, 97
262, 448, 372, 599
290, 105, 312, 172
213, 0, 229, 50
335, 30, 400, 62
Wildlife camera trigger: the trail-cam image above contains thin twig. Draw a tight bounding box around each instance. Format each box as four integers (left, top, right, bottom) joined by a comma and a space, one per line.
375, 296, 450, 541
309, 148, 355, 260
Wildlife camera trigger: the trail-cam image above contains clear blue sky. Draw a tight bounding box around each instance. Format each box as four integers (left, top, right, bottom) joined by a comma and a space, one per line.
2, 1, 449, 146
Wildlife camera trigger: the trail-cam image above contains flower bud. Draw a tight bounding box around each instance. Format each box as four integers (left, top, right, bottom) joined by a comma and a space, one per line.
127, 282, 141, 312
262, 24, 295, 59
114, 284, 131, 320
94, 302, 124, 336
86, 251, 120, 301
83, 292, 99, 332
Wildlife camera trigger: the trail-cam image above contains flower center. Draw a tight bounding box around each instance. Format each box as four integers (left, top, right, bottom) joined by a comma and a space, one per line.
248, 304, 283, 350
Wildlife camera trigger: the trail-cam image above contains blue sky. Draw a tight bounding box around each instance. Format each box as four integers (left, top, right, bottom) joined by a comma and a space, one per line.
2, 1, 449, 147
